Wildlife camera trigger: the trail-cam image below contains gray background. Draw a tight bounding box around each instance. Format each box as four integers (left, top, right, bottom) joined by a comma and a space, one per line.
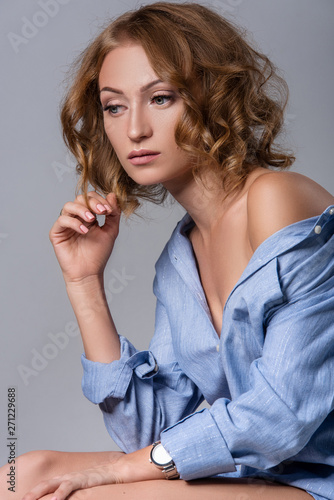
1, 0, 333, 464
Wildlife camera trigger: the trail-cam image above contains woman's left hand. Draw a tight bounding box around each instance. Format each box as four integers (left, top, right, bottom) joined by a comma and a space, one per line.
21, 461, 122, 500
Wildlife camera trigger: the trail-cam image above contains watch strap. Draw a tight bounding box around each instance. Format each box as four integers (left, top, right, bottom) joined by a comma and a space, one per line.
163, 462, 180, 479
150, 441, 180, 480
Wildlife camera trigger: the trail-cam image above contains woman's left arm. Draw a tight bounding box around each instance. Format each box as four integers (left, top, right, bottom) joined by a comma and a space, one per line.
21, 446, 162, 500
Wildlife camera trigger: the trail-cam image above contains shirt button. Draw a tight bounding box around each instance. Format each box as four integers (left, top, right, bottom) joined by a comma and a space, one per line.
314, 225, 322, 234
329, 208, 334, 215
216, 344, 220, 352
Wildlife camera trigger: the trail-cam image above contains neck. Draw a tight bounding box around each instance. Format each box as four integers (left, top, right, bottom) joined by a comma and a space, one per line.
163, 166, 265, 239
163, 170, 232, 236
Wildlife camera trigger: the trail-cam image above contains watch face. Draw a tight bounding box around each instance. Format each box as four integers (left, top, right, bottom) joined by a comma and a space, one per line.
151, 443, 172, 466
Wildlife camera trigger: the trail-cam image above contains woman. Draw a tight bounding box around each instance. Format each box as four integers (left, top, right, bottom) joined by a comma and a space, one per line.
2, 2, 333, 499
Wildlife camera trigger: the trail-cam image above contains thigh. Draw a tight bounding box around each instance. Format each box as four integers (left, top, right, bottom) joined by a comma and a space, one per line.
42, 478, 313, 500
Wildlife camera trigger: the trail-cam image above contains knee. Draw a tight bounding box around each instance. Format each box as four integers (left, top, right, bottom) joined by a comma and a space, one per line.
16, 449, 56, 475
6, 450, 60, 495
0, 451, 52, 499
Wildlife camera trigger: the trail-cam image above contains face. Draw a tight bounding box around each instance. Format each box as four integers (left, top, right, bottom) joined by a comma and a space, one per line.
99, 43, 193, 190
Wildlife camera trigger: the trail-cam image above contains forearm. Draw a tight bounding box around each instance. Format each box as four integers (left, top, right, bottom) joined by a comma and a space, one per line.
66, 276, 121, 363
19, 445, 169, 500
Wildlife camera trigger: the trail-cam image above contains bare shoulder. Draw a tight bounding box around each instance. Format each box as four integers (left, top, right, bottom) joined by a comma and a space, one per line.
246, 170, 334, 251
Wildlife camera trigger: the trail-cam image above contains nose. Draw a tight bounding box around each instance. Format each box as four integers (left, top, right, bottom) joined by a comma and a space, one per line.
127, 106, 153, 142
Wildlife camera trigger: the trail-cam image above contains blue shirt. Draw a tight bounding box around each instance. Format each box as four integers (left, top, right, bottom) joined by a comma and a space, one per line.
81, 206, 334, 500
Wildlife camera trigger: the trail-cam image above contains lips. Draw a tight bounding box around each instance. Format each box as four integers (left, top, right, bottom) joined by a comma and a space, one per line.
128, 149, 161, 165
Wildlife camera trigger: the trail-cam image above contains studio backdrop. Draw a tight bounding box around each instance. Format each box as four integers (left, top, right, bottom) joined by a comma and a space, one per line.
1, 0, 333, 465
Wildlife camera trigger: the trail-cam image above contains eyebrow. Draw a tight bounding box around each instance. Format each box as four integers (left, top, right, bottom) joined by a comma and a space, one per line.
100, 79, 163, 95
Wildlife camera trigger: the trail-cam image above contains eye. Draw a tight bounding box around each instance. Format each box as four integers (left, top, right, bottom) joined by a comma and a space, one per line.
103, 104, 123, 115
152, 94, 172, 106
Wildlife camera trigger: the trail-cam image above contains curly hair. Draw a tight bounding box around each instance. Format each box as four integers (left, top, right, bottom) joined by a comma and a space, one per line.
60, 2, 295, 216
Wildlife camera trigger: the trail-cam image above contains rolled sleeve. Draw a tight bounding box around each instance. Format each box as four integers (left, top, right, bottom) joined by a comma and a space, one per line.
161, 408, 236, 480
81, 335, 158, 404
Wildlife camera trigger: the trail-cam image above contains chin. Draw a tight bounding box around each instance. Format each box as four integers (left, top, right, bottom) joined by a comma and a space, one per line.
127, 171, 167, 186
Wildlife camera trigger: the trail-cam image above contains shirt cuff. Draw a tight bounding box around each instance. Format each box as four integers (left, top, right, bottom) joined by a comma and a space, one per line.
81, 335, 158, 404
161, 407, 236, 480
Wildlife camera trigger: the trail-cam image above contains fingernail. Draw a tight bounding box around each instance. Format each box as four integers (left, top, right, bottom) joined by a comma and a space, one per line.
80, 224, 89, 234
104, 204, 112, 212
97, 204, 106, 213
85, 211, 95, 220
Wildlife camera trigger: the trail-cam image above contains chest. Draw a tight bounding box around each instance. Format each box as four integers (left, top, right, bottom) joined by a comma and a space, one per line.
189, 220, 253, 336
165, 252, 283, 403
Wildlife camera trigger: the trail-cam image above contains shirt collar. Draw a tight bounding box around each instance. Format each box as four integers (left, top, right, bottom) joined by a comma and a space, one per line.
168, 205, 334, 297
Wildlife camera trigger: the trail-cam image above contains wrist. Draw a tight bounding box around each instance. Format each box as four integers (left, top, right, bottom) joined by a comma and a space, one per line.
65, 274, 104, 292
115, 446, 165, 484
65, 275, 107, 309
65, 275, 111, 332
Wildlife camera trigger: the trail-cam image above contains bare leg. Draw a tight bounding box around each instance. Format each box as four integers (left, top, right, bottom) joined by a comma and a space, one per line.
62, 479, 313, 500
0, 450, 313, 500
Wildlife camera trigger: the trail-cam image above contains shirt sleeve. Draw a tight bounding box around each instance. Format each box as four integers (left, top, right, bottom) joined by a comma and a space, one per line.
81, 272, 203, 453
161, 225, 334, 479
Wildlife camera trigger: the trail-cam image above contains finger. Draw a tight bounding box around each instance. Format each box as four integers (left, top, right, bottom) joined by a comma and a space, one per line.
42, 470, 105, 500
76, 192, 113, 214
60, 201, 97, 223
21, 476, 63, 500
50, 478, 80, 500
57, 214, 97, 235
103, 203, 121, 231
98, 195, 121, 237
105, 192, 121, 214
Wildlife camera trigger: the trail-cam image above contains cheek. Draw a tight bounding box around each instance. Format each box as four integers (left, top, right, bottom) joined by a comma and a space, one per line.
154, 118, 178, 150
104, 123, 121, 151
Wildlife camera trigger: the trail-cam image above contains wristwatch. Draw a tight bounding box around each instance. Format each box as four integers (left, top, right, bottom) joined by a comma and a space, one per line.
149, 441, 180, 479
